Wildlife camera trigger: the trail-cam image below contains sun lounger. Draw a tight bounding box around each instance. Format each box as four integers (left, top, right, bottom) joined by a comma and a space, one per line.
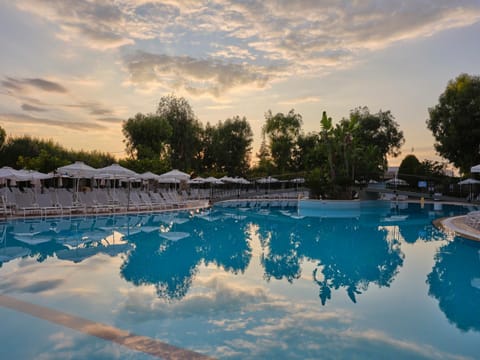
55, 189, 86, 214
14, 190, 43, 217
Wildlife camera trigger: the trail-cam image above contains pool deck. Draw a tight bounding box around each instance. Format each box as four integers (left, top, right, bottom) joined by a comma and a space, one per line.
434, 215, 480, 242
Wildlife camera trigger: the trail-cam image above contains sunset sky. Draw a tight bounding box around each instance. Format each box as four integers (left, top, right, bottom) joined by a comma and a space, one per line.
1, 1, 479, 167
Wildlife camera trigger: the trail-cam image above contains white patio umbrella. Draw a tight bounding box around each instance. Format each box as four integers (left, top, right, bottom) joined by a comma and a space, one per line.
257, 176, 279, 184
235, 177, 250, 185
219, 176, 236, 183
0, 167, 29, 186
204, 176, 223, 185
257, 176, 279, 194
57, 161, 97, 202
458, 178, 480, 200
385, 178, 408, 186
471, 164, 480, 173
0, 166, 27, 180
458, 178, 480, 185
95, 163, 138, 198
188, 176, 206, 184
95, 163, 137, 178
158, 169, 190, 181
140, 171, 161, 181
204, 177, 223, 199
57, 161, 97, 177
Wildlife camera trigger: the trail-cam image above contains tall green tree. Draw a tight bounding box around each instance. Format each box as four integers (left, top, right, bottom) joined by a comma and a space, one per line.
156, 95, 203, 172
263, 109, 302, 173
122, 113, 172, 160
351, 107, 404, 160
427, 73, 480, 174
0, 125, 6, 148
398, 154, 423, 186
202, 116, 253, 176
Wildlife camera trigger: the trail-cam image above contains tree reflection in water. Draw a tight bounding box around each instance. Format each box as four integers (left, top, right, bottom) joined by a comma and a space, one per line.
301, 218, 404, 305
4, 205, 467, 309
427, 238, 480, 332
120, 211, 252, 301
257, 217, 302, 283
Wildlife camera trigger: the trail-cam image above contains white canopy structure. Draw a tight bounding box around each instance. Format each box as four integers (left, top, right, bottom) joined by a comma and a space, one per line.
458, 178, 480, 200
57, 161, 97, 178
0, 167, 29, 181
188, 176, 206, 184
95, 163, 138, 179
471, 164, 480, 173
385, 178, 408, 186
204, 176, 223, 185
158, 169, 190, 182
140, 171, 161, 181
458, 178, 480, 185
257, 176, 279, 184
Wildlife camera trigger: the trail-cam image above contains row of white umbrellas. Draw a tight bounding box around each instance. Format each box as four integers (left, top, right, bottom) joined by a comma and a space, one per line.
0, 161, 305, 186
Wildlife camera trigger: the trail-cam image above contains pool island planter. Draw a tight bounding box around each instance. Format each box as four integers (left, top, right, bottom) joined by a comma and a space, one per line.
298, 199, 392, 218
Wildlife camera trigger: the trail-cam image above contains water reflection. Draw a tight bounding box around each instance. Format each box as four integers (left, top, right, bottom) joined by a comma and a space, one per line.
120, 210, 252, 300
427, 238, 480, 332
0, 204, 469, 310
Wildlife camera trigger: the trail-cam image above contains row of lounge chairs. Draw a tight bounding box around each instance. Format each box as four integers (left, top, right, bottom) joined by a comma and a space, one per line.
0, 187, 206, 217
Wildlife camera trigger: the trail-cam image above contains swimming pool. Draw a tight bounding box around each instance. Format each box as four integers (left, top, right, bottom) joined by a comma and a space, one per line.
0, 202, 479, 359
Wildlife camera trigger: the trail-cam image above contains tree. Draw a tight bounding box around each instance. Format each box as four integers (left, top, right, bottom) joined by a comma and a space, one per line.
0, 135, 114, 173
156, 95, 203, 172
351, 107, 404, 160
0, 125, 6, 148
122, 113, 172, 160
263, 109, 302, 173
202, 116, 253, 176
398, 154, 423, 186
427, 73, 480, 174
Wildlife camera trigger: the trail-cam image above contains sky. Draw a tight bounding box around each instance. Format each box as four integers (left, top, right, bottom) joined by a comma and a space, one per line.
0, 1, 479, 168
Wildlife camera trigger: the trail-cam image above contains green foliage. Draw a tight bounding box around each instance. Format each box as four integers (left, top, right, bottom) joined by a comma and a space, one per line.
119, 157, 170, 174
156, 95, 203, 172
299, 108, 403, 198
262, 109, 302, 173
0, 125, 6, 148
427, 73, 480, 174
122, 113, 172, 160
398, 154, 423, 186
306, 167, 330, 198
0, 135, 114, 173
201, 116, 253, 176
350, 107, 404, 158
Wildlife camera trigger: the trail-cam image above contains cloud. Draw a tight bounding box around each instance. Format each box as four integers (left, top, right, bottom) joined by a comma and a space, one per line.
1, 77, 68, 94
123, 50, 274, 97
12, 0, 480, 95
0, 277, 64, 294
96, 117, 124, 124
279, 96, 321, 106
21, 103, 49, 112
0, 113, 107, 131
63, 101, 113, 116
115, 274, 467, 360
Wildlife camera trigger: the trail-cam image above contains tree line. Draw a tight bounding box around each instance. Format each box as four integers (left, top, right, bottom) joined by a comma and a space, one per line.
0, 73, 479, 198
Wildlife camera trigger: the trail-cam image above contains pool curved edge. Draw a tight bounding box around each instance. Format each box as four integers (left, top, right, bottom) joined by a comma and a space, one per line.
434, 215, 480, 242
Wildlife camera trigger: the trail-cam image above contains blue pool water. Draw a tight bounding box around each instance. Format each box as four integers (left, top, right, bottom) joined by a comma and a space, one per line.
0, 202, 479, 359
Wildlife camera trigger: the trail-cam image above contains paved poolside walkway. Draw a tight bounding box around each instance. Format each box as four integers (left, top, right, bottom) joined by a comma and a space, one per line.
0, 294, 215, 359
